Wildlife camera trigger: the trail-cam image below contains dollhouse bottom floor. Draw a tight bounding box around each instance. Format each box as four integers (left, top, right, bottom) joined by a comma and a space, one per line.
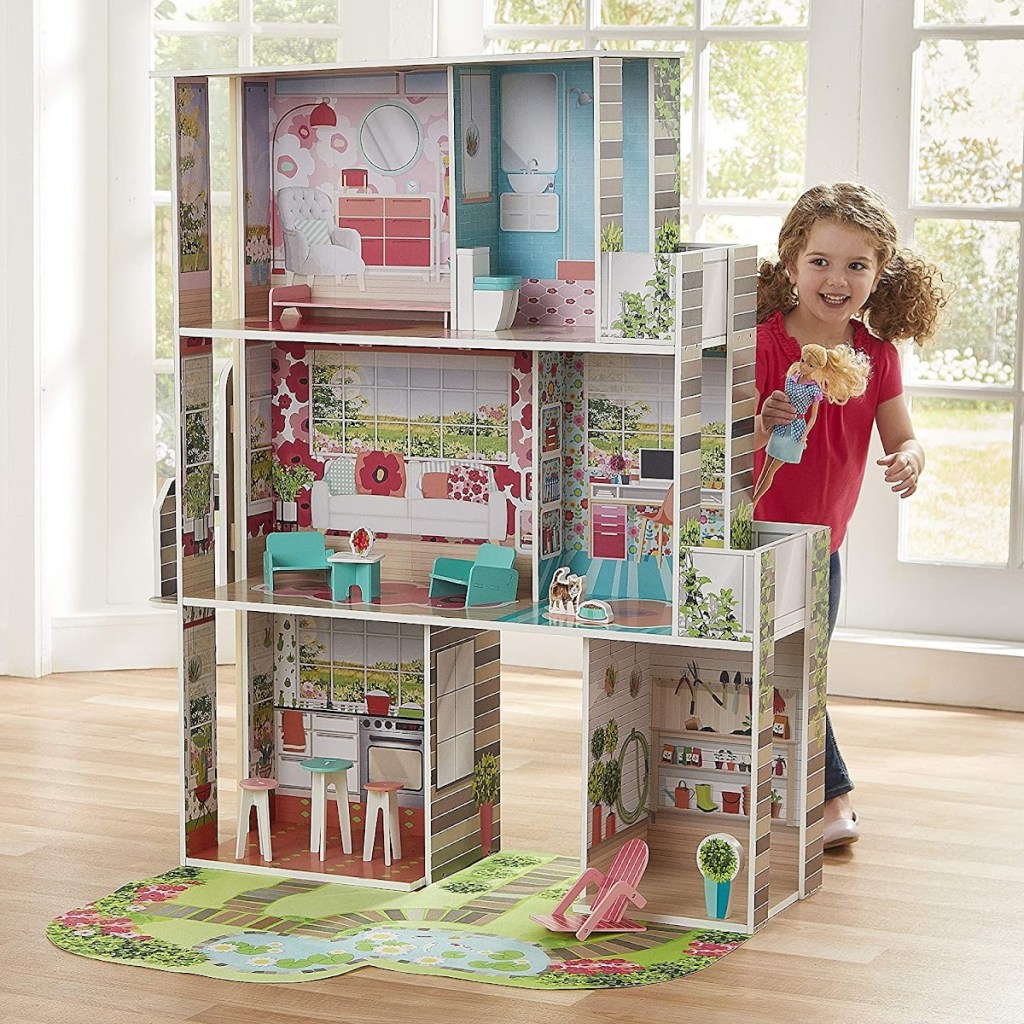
592, 820, 802, 928
188, 815, 427, 889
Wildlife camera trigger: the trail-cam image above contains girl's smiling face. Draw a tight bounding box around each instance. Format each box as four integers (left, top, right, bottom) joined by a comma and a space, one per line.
786, 220, 884, 328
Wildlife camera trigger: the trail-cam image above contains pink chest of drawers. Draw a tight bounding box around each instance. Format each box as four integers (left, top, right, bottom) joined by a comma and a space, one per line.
337, 195, 434, 269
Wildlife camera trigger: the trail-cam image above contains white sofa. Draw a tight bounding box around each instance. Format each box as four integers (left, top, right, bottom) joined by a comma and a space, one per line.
310, 459, 507, 541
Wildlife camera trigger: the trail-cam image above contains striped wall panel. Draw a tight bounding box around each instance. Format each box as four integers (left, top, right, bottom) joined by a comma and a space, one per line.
429, 627, 501, 883
183, 605, 218, 856
803, 527, 831, 896
652, 57, 682, 230
245, 611, 276, 779
179, 340, 216, 597
598, 57, 624, 239
729, 245, 759, 545
752, 547, 776, 928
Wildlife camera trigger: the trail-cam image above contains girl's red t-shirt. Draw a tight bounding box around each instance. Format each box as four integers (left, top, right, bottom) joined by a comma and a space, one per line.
754, 311, 904, 553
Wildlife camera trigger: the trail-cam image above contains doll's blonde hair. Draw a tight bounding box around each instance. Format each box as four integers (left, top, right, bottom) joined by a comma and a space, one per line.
789, 343, 871, 406
757, 182, 948, 346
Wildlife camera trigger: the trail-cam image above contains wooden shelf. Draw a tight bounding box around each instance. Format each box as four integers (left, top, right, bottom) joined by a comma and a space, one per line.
656, 728, 797, 747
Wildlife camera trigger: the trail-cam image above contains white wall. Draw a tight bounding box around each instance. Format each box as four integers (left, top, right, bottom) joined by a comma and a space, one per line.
0, 2, 433, 678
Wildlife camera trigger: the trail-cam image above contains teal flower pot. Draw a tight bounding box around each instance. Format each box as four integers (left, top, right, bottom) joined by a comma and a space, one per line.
704, 877, 732, 919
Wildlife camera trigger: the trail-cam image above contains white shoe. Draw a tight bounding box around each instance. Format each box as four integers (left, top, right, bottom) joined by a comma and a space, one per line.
824, 811, 859, 849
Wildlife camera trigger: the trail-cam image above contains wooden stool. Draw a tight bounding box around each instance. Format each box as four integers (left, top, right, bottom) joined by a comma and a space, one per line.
362, 781, 403, 865
235, 777, 278, 861
301, 757, 353, 861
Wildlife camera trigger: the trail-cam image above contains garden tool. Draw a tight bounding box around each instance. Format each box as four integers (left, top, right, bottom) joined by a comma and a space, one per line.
731, 670, 742, 714
694, 783, 719, 813
719, 670, 730, 708
693, 660, 723, 707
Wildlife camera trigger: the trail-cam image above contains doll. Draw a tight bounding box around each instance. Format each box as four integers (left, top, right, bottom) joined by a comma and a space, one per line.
752, 343, 871, 508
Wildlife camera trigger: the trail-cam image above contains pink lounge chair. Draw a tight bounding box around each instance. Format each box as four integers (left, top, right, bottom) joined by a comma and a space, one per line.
530, 838, 649, 941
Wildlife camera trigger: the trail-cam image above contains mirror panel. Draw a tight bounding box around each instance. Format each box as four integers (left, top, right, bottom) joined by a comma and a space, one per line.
359, 103, 422, 173
501, 73, 558, 173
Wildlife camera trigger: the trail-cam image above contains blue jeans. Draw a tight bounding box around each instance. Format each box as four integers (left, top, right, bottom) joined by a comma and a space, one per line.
824, 551, 853, 800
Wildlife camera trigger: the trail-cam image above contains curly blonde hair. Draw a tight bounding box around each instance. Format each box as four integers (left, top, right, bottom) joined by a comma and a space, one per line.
757, 182, 948, 346
790, 343, 871, 405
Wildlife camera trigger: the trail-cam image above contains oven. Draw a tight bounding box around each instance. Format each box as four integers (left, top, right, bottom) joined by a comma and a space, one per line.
359, 717, 425, 809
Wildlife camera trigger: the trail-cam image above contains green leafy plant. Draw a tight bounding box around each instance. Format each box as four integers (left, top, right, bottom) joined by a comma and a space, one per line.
601, 757, 622, 813
182, 467, 211, 520
589, 726, 606, 762
730, 500, 753, 551
610, 255, 676, 340
680, 516, 702, 547
271, 458, 315, 502
600, 221, 623, 252
679, 547, 750, 642
655, 218, 682, 254
771, 789, 783, 805
698, 837, 739, 883
471, 753, 499, 807
605, 718, 620, 755
587, 760, 606, 806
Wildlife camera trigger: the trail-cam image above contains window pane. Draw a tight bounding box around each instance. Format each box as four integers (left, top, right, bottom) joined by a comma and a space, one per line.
902, 397, 1013, 565
909, 219, 1019, 385
253, 0, 337, 22
698, 214, 781, 261
253, 36, 338, 65
153, 0, 240, 21
485, 37, 582, 52
920, 0, 1024, 25
704, 0, 806, 26
916, 40, 1024, 206
601, 0, 695, 26
155, 204, 175, 360
156, 372, 177, 490
492, 0, 585, 24
155, 80, 172, 192
706, 41, 806, 201
153, 33, 239, 71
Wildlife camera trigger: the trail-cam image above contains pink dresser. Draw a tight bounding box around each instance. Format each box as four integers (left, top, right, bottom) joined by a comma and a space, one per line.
337, 195, 434, 269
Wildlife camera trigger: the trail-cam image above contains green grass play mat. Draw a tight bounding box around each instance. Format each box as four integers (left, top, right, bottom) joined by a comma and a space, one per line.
46, 853, 746, 990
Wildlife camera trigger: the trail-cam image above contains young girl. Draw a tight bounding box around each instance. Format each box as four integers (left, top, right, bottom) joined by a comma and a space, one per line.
755, 182, 946, 849
752, 342, 871, 507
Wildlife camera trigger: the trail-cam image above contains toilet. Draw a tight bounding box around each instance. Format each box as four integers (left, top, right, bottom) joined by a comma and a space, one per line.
456, 247, 522, 331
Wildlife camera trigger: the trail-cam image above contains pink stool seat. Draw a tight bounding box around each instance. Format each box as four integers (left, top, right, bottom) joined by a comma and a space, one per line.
236, 778, 278, 862
239, 777, 278, 791
363, 781, 404, 865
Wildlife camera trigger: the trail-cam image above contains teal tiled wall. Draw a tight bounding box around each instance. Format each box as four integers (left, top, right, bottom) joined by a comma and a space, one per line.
622, 59, 651, 253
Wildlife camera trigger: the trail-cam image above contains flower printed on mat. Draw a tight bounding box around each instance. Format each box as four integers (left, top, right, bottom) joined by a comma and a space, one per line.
547, 958, 644, 976
447, 464, 490, 504
356, 450, 406, 496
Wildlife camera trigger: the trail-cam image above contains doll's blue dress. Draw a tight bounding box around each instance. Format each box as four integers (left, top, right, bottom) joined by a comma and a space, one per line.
767, 375, 824, 464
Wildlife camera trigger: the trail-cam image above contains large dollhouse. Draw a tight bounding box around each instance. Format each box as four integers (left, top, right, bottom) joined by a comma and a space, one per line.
169, 52, 830, 935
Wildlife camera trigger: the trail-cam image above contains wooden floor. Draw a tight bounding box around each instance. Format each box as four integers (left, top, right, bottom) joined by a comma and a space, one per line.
1, 665, 1022, 1023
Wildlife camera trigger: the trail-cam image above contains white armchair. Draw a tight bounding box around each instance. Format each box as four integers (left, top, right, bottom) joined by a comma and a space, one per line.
277, 186, 365, 290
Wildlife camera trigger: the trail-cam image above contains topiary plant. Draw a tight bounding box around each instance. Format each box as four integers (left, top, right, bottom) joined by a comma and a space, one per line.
698, 836, 739, 883
471, 753, 499, 807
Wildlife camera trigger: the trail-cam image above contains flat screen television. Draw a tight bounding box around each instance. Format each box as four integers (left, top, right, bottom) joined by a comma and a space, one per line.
639, 447, 673, 482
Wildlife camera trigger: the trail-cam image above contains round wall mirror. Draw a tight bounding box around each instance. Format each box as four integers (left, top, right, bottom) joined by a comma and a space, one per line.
359, 104, 422, 174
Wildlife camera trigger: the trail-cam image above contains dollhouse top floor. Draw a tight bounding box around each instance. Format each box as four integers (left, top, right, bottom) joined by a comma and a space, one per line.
169, 52, 757, 351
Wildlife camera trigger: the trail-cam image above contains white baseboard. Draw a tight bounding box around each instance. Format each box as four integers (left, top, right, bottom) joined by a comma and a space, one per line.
830, 629, 1024, 712
51, 608, 179, 673
0, 625, 7, 675
501, 632, 584, 673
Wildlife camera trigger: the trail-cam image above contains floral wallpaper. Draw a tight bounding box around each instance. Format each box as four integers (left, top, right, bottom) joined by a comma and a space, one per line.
267, 344, 532, 541
175, 83, 210, 274
270, 92, 451, 269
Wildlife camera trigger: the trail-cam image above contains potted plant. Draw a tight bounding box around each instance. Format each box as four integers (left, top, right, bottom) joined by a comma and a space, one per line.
696, 832, 742, 920
770, 789, 784, 819
471, 753, 499, 856
587, 761, 606, 842
602, 757, 622, 840
271, 458, 314, 525
607, 453, 627, 484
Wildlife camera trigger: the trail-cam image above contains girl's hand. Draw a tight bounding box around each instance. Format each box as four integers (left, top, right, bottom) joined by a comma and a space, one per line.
877, 451, 921, 498
761, 389, 797, 429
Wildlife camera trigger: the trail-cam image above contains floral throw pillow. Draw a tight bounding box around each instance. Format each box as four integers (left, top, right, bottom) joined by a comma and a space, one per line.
355, 450, 406, 497
446, 464, 490, 504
